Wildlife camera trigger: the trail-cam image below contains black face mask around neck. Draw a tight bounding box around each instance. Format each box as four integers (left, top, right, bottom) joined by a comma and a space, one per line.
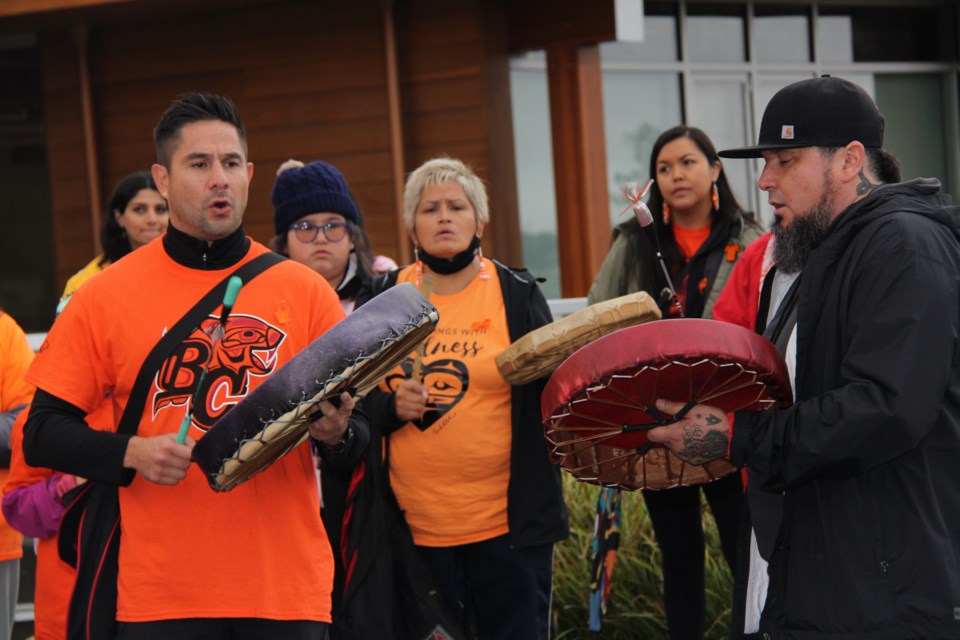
417, 234, 481, 275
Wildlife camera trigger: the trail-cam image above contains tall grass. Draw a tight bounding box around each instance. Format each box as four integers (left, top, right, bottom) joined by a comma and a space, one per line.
552, 474, 734, 639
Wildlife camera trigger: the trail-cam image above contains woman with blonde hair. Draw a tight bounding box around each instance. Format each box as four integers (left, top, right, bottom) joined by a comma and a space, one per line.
356, 157, 568, 639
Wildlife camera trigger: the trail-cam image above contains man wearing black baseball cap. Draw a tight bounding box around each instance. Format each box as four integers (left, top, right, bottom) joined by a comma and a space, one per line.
647, 75, 960, 639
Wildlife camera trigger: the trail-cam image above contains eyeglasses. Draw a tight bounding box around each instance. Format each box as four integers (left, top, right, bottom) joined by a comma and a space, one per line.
289, 220, 350, 243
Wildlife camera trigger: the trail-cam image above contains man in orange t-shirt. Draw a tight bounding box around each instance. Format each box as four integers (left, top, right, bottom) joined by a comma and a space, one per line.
0, 310, 33, 639
23, 93, 366, 640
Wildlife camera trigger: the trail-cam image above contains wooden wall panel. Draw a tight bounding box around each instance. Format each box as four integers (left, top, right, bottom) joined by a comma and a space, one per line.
241, 87, 389, 128
479, 0, 522, 268
547, 45, 611, 297
37, 0, 410, 284
395, 0, 521, 267
0, 0, 135, 20
37, 0, 523, 290
39, 30, 94, 289
506, 0, 617, 52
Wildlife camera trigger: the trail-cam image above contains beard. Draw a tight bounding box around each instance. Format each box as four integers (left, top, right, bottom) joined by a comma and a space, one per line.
772, 179, 835, 274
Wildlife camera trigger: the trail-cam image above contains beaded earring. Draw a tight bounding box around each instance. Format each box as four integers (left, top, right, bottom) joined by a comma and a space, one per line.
712, 182, 720, 211
662, 202, 671, 225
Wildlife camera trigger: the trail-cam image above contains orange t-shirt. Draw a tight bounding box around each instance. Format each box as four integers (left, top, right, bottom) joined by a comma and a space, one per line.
673, 223, 711, 262
0, 311, 34, 563
26, 239, 344, 623
670, 223, 712, 317
384, 264, 512, 547
5, 409, 74, 640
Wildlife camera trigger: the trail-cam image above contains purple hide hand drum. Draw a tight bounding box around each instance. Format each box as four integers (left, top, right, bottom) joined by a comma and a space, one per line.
541, 318, 792, 490
193, 282, 438, 491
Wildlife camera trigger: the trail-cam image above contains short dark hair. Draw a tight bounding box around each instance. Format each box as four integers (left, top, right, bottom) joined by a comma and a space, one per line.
100, 170, 160, 265
867, 148, 902, 184
818, 146, 902, 184
153, 93, 247, 167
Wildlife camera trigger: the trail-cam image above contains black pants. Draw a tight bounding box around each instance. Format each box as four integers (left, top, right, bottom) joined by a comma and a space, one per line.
417, 534, 554, 640
643, 472, 742, 640
115, 618, 329, 640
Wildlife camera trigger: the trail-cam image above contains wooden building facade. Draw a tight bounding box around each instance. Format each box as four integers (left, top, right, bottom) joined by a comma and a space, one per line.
0, 0, 619, 331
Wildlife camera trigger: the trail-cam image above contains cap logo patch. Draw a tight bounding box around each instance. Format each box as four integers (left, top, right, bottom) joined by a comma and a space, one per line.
781, 125, 795, 140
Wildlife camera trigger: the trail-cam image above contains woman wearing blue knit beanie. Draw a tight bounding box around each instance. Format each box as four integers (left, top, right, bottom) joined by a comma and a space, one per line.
270, 159, 397, 631
270, 159, 396, 313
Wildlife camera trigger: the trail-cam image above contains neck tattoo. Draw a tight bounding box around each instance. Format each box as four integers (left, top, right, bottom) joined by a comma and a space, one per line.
855, 170, 879, 196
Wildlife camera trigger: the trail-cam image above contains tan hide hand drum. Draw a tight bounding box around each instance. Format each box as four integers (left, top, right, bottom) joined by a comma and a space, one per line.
495, 291, 661, 386
541, 318, 793, 490
193, 283, 438, 492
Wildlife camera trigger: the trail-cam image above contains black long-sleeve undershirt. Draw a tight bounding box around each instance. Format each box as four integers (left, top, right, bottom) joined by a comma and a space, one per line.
24, 388, 136, 486
25, 387, 372, 487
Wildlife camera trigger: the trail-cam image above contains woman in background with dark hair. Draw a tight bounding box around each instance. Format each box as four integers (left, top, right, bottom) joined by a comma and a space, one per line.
57, 171, 168, 313
588, 125, 761, 639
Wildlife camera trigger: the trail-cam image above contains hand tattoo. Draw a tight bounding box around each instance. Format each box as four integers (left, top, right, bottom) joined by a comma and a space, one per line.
676, 421, 727, 465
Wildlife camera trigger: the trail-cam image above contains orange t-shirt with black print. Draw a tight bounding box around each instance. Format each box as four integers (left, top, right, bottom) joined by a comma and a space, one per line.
384, 264, 512, 547
26, 239, 344, 623
0, 311, 33, 563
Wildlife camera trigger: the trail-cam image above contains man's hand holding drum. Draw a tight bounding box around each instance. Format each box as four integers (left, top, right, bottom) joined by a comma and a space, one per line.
646, 399, 729, 466
306, 391, 356, 446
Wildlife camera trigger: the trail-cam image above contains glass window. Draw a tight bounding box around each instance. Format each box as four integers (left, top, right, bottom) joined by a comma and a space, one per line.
686, 74, 758, 221
510, 53, 562, 299
753, 5, 811, 63
876, 74, 949, 186
816, 14, 854, 63
601, 72, 683, 225
818, 5, 958, 62
600, 3, 679, 63
685, 3, 747, 63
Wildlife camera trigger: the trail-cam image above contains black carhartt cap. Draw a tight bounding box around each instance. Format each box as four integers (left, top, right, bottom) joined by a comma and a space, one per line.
719, 75, 885, 158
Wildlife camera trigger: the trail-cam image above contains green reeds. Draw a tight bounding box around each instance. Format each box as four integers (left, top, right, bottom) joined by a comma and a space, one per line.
552, 474, 734, 639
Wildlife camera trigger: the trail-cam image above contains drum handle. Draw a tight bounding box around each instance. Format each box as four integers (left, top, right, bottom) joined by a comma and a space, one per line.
410, 276, 434, 382
176, 276, 243, 444
621, 397, 698, 455
624, 178, 684, 318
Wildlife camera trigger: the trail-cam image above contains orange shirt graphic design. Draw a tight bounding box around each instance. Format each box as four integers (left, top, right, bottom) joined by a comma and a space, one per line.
153, 314, 285, 431
383, 266, 513, 546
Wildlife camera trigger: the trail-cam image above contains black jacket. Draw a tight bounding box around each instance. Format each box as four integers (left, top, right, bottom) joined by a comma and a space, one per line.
731, 179, 960, 639
357, 260, 570, 548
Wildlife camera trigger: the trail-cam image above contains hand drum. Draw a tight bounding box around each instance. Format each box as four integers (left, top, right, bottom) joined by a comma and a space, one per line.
541, 318, 792, 490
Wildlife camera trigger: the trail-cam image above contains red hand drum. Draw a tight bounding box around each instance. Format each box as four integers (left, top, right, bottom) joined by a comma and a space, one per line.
541, 318, 792, 490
